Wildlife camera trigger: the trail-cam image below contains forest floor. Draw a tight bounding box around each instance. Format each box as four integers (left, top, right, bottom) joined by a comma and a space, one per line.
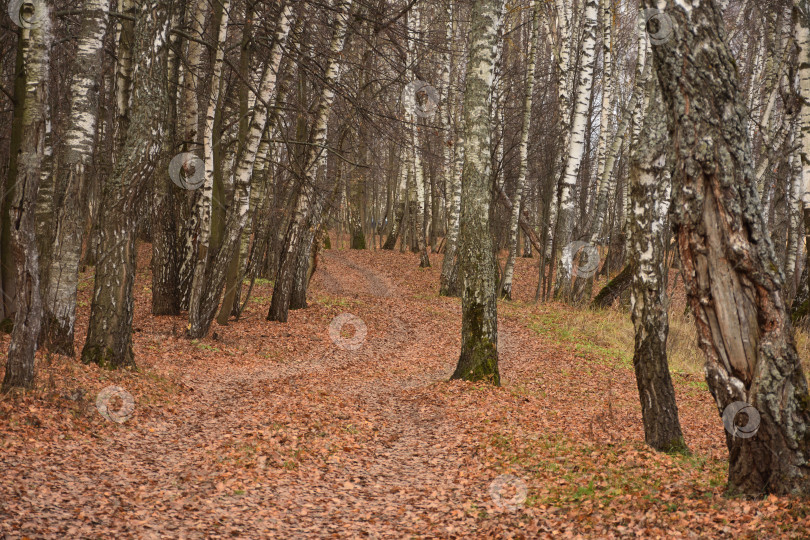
2, 243, 810, 538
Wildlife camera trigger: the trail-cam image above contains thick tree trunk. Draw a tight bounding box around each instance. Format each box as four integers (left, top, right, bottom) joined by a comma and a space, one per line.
82, 0, 170, 369
39, 0, 111, 354
648, 0, 810, 496
2, 11, 51, 392
628, 80, 686, 453
450, 0, 503, 385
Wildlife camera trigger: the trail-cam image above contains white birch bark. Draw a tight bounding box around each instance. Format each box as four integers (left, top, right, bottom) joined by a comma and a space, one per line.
405, 6, 430, 267
451, 0, 505, 384
786, 121, 803, 289
187, 1, 295, 338
552, 0, 599, 301
500, 0, 539, 299
39, 0, 111, 355
439, 3, 465, 296
268, 0, 353, 323
795, 0, 810, 310
186, 0, 231, 332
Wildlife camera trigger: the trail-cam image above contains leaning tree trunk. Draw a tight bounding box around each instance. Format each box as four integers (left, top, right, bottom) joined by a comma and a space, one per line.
500, 0, 538, 300
628, 79, 686, 453
39, 0, 111, 355
81, 0, 170, 369
187, 2, 295, 339
647, 0, 810, 496
2, 10, 51, 392
450, 0, 504, 385
268, 0, 353, 323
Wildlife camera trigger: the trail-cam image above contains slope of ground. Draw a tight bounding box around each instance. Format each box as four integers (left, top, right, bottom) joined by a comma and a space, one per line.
1, 244, 809, 538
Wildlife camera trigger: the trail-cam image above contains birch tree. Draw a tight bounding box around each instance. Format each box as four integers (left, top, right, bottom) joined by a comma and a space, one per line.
405, 7, 430, 268
795, 0, 810, 321
552, 0, 599, 302
500, 0, 538, 300
81, 0, 171, 368
38, 0, 111, 355
439, 3, 464, 297
450, 0, 504, 385
187, 1, 296, 339
267, 0, 353, 323
628, 80, 686, 453
646, 0, 810, 496
2, 5, 51, 392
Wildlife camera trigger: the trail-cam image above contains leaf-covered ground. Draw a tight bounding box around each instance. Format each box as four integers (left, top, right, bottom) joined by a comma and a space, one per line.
1, 245, 809, 538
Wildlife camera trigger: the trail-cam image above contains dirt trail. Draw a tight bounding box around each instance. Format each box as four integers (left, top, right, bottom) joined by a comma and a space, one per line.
5, 249, 792, 538
2, 251, 530, 538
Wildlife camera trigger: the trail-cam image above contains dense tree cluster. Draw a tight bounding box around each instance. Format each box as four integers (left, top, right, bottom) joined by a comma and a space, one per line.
3, 0, 810, 496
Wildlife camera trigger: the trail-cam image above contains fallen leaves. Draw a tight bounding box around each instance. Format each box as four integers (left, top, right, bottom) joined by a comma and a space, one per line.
0, 244, 808, 537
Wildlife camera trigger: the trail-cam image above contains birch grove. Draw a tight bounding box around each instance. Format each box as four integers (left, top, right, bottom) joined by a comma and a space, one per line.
3, 0, 810, 500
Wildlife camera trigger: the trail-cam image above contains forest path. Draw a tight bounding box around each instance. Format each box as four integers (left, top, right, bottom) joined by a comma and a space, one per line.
1, 250, 537, 538
2, 248, 752, 538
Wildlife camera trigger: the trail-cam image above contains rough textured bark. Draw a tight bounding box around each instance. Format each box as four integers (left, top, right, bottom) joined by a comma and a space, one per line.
628, 81, 686, 453
648, 0, 810, 496
151, 0, 184, 317
82, 0, 170, 369
2, 11, 51, 392
0, 29, 27, 327
450, 0, 503, 385
39, 0, 111, 354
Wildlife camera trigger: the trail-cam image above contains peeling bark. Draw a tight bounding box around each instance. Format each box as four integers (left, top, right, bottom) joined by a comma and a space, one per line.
648, 0, 810, 496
